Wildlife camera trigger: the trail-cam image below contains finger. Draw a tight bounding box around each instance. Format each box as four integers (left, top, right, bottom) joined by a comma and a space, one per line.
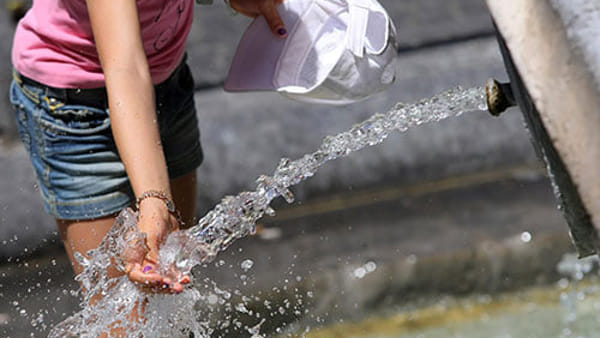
144, 250, 160, 266
226, 0, 256, 18
235, 8, 259, 18
128, 264, 163, 286
162, 277, 184, 294
171, 275, 191, 293
169, 268, 191, 285
179, 275, 191, 284
164, 269, 191, 288
260, 0, 287, 38
171, 282, 184, 294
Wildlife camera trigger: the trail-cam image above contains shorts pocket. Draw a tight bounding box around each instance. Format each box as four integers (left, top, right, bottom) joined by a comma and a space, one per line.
38, 102, 111, 136
9, 81, 32, 152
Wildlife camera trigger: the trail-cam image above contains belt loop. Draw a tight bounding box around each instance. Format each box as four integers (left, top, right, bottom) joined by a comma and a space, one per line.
14, 70, 42, 105
43, 87, 65, 111
12, 69, 22, 85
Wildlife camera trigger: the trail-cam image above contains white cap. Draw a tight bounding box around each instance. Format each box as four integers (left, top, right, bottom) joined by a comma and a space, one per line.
224, 0, 398, 105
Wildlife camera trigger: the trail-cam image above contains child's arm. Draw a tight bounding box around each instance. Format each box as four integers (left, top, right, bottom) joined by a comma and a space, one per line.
86, 0, 285, 290
86, 0, 185, 291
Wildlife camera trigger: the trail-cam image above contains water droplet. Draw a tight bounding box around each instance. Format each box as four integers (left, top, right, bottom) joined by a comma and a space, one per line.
207, 294, 219, 305
520, 231, 532, 243
557, 278, 570, 289
235, 303, 249, 313
241, 259, 254, 272
406, 254, 418, 264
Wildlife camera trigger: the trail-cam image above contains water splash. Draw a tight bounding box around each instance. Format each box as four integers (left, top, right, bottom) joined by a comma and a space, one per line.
48, 210, 209, 338
160, 86, 487, 275
556, 252, 600, 337
50, 86, 487, 336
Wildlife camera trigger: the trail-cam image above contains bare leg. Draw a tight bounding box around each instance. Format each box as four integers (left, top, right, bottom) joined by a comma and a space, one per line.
57, 215, 120, 276
57, 215, 133, 337
57, 173, 196, 335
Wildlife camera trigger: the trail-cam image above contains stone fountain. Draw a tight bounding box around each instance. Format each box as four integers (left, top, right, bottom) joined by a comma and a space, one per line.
486, 0, 600, 257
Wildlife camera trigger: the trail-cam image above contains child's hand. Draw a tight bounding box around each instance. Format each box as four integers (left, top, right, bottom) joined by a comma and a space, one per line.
124, 199, 190, 293
229, 0, 288, 37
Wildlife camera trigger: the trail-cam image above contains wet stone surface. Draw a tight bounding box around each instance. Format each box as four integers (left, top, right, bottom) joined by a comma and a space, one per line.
0, 173, 572, 337
0, 2, 560, 336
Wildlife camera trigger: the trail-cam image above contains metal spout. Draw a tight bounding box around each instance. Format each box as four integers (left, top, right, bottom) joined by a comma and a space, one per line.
486, 78, 516, 116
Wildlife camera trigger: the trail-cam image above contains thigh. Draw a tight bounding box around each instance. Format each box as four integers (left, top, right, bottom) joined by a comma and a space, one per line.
57, 216, 121, 277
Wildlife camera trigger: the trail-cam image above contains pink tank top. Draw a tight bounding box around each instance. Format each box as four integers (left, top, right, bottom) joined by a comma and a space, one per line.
12, 0, 194, 89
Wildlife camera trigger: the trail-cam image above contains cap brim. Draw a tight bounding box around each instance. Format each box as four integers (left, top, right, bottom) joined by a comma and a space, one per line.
224, 1, 307, 92
224, 16, 284, 92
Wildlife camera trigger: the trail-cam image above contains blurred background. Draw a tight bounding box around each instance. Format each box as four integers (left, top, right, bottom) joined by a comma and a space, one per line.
1, 0, 595, 337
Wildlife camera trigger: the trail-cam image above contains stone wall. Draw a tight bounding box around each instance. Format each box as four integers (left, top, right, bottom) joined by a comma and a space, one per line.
0, 1, 542, 257
186, 0, 494, 87
0, 0, 493, 138
192, 37, 535, 211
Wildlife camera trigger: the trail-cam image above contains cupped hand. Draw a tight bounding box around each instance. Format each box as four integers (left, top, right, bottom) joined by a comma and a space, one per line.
123, 198, 191, 293
229, 0, 287, 37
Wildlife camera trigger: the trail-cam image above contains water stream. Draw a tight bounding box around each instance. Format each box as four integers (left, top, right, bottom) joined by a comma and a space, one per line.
48, 86, 487, 337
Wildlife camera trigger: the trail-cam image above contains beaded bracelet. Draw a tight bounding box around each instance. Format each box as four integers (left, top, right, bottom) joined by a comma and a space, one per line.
135, 190, 184, 226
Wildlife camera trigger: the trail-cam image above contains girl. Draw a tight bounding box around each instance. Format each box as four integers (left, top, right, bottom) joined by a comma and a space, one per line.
10, 0, 287, 293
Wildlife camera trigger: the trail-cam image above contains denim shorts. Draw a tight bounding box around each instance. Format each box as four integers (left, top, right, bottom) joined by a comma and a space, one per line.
9, 61, 203, 220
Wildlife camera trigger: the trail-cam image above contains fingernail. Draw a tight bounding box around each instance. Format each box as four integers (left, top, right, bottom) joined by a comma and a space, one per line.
143, 265, 153, 273
277, 27, 287, 36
